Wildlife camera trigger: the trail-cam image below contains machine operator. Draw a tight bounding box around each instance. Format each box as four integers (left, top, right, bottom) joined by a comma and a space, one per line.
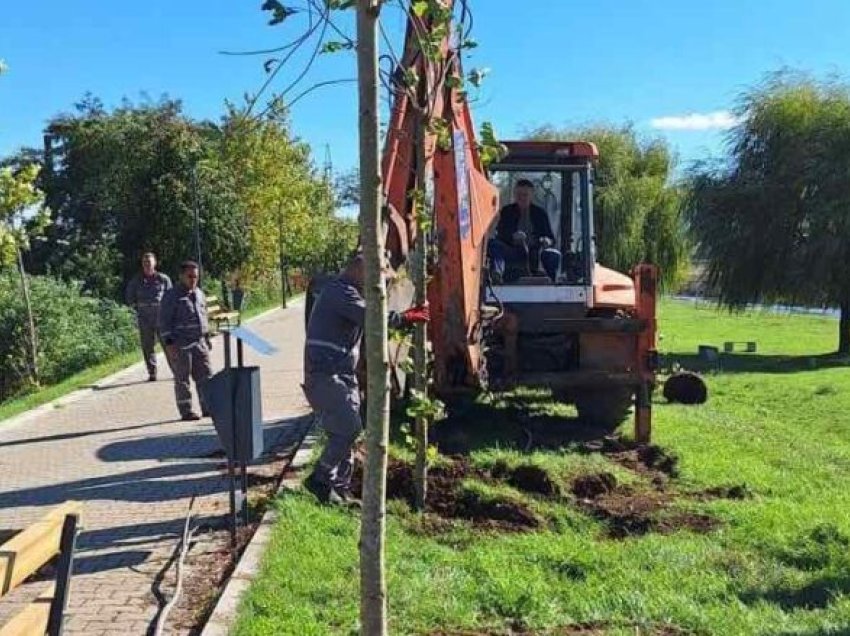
489, 179, 562, 282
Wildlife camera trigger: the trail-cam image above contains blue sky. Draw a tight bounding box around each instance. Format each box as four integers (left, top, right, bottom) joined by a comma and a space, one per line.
2, 0, 849, 175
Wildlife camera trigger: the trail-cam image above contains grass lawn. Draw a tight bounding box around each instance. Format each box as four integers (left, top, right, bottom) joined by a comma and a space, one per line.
0, 296, 299, 424
235, 299, 850, 636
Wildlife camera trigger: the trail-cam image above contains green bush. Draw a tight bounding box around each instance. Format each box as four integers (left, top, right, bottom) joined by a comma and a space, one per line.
0, 273, 138, 401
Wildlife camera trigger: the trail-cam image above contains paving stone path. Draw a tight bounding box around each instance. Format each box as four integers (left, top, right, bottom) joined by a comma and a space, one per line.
0, 302, 310, 635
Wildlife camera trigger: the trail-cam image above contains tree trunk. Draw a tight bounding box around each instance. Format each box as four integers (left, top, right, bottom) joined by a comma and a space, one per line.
17, 246, 39, 386
357, 2, 389, 635
413, 112, 429, 512
839, 298, 850, 355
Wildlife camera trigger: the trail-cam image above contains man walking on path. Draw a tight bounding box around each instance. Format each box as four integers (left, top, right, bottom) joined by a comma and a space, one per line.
125, 252, 172, 381
302, 254, 429, 505
159, 261, 212, 421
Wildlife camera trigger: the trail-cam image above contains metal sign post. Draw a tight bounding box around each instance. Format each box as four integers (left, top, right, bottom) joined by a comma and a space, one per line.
207, 326, 279, 552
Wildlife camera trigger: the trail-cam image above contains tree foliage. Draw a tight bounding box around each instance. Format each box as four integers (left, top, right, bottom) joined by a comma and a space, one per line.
526, 124, 688, 288
687, 71, 850, 353
0, 273, 136, 401
0, 163, 49, 265
211, 101, 349, 280
18, 95, 354, 299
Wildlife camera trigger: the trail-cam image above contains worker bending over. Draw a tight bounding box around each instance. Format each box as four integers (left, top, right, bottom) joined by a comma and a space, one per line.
302, 254, 428, 506
489, 179, 561, 282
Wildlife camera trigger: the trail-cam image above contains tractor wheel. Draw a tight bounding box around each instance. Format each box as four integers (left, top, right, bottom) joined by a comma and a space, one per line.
575, 388, 633, 431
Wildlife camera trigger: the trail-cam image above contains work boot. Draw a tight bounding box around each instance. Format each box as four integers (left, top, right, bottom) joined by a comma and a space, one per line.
148, 374, 157, 382
181, 412, 201, 421
303, 473, 346, 506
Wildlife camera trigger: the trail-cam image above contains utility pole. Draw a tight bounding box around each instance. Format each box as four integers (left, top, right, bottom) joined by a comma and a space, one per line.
278, 203, 287, 309
323, 144, 333, 183
191, 164, 203, 272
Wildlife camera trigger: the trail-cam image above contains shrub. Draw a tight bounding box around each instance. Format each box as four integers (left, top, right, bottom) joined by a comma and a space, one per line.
0, 273, 137, 401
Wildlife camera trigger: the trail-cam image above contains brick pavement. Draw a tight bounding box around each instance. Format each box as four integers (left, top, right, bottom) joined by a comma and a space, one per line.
0, 302, 310, 635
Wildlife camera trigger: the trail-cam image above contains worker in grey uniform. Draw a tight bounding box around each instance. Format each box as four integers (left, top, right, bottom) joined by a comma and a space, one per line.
302, 254, 429, 505
159, 261, 213, 421
125, 252, 172, 381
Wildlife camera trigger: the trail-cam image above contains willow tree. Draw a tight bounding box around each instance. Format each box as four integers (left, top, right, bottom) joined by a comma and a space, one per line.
687, 72, 850, 354
527, 124, 689, 289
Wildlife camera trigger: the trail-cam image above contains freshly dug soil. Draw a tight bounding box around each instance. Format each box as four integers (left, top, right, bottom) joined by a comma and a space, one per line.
580, 437, 680, 485
353, 458, 540, 532
506, 464, 560, 496
570, 471, 721, 539
571, 472, 618, 500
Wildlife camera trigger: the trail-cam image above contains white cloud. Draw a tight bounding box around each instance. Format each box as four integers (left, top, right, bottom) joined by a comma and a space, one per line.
650, 110, 740, 131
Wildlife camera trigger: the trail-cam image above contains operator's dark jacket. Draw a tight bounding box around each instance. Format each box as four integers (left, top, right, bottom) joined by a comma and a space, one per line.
495, 203, 555, 245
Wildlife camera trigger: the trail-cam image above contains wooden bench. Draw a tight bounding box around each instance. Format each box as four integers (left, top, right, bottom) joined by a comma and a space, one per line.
0, 502, 82, 636
206, 295, 240, 333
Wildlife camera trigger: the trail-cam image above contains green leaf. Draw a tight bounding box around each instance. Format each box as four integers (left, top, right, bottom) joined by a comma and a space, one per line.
326, 0, 356, 9
467, 67, 490, 88
402, 68, 419, 89
261, 0, 297, 26
320, 40, 354, 54
460, 38, 478, 50
445, 75, 464, 90
477, 121, 508, 168
412, 1, 429, 17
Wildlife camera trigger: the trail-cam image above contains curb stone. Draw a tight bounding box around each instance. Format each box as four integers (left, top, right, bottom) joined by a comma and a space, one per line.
200, 427, 318, 636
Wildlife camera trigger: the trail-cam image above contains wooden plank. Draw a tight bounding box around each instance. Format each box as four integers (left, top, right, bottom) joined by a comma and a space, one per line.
0, 503, 82, 598
0, 583, 54, 636
206, 295, 219, 304
211, 312, 240, 321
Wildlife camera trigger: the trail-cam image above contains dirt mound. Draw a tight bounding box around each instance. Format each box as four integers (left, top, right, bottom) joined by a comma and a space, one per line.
571, 472, 617, 499
571, 474, 719, 539
583, 437, 680, 481
450, 490, 539, 528
506, 464, 559, 496
354, 458, 539, 531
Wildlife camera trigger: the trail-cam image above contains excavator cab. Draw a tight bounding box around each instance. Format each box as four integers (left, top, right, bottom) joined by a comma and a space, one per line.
479, 141, 658, 439
486, 141, 598, 316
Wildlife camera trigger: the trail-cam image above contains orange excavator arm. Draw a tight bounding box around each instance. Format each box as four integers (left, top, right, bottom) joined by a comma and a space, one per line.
381, 2, 498, 392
